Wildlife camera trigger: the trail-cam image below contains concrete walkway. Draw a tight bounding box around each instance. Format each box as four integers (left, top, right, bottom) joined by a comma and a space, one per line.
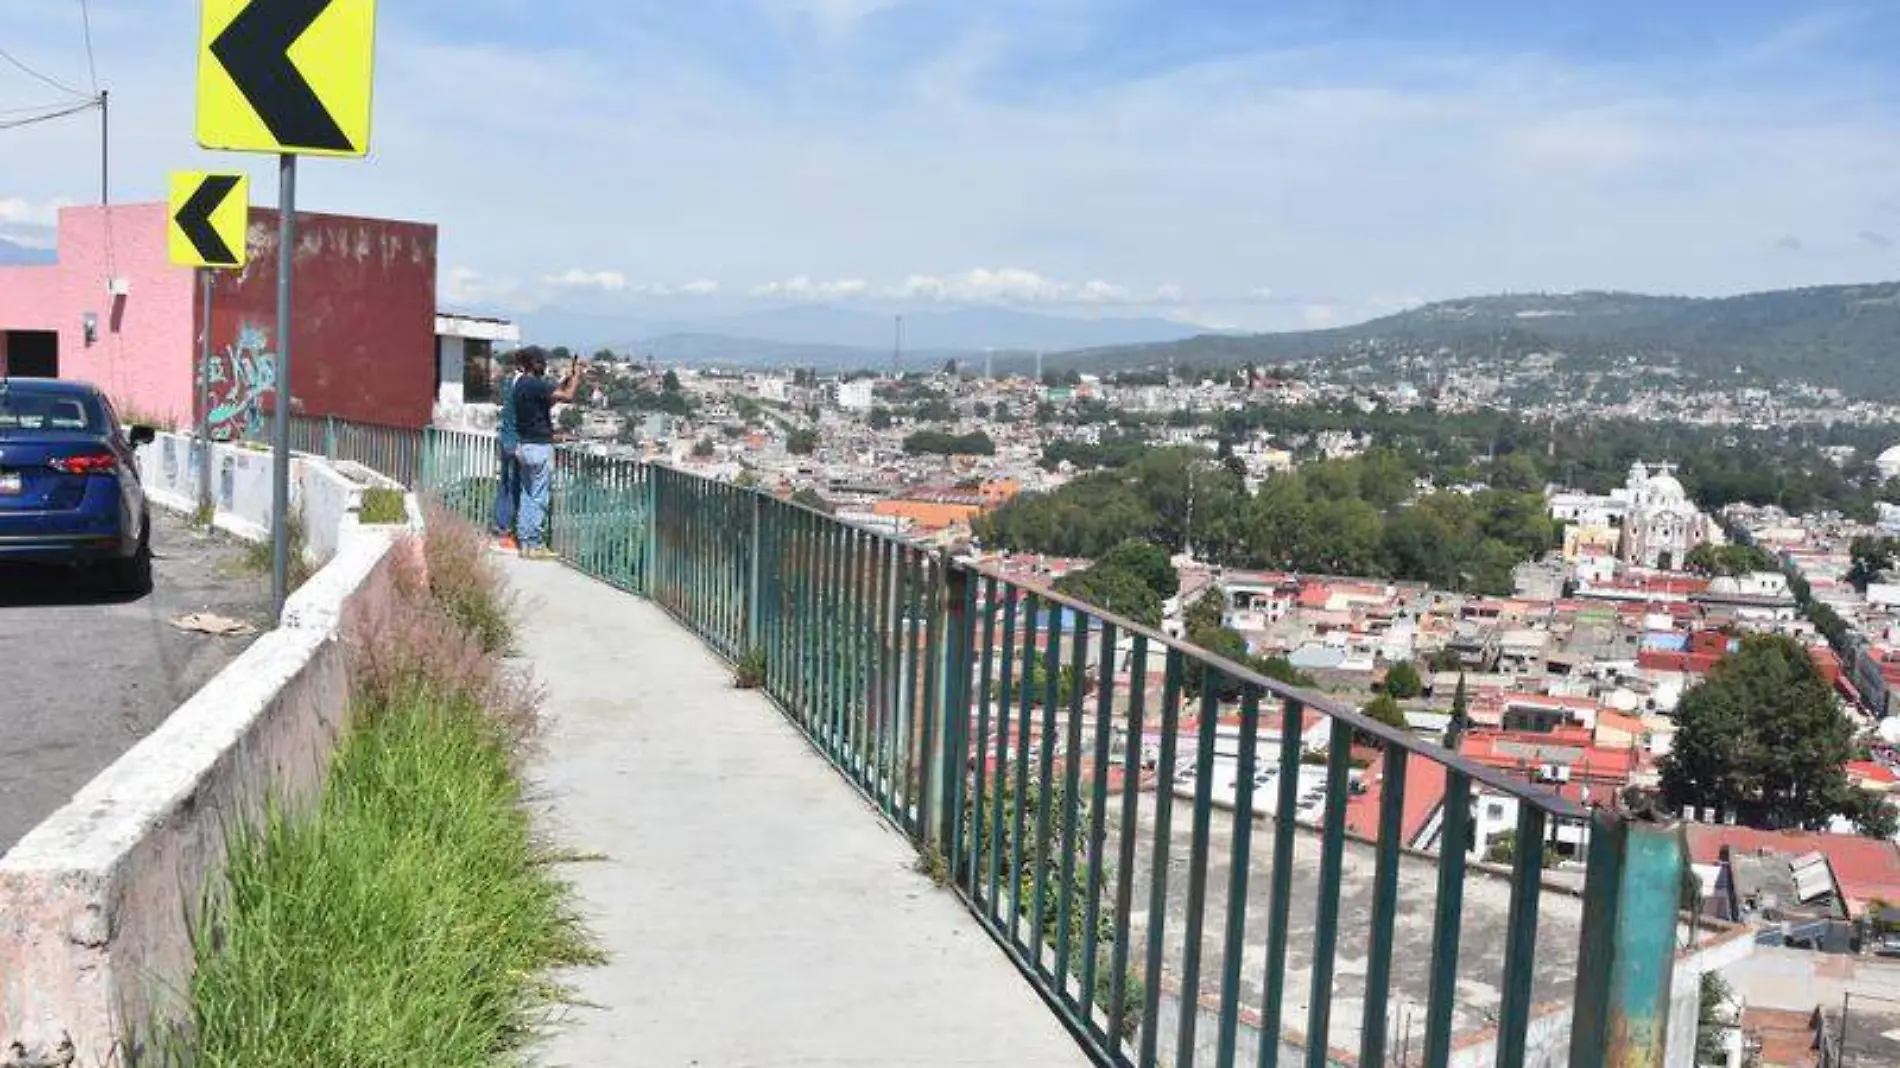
505, 559, 1090, 1068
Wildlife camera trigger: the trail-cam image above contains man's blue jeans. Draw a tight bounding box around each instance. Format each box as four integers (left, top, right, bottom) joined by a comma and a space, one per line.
492, 443, 520, 537
517, 443, 554, 550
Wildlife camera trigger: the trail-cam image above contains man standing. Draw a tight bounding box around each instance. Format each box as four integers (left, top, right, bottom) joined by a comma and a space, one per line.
513, 350, 582, 559
491, 351, 527, 550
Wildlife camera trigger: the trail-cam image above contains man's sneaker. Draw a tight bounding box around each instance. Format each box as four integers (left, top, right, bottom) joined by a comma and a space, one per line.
520, 545, 558, 560
492, 535, 519, 553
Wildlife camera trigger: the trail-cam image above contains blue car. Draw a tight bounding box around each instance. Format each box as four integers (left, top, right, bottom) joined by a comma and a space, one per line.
0, 378, 156, 594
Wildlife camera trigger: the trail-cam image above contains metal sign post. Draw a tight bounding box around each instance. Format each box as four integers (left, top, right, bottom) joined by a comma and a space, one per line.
198, 270, 214, 516
168, 170, 250, 520
271, 154, 296, 615
195, 0, 375, 621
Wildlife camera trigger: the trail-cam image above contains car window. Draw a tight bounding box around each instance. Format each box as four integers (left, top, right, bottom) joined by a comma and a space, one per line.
0, 392, 98, 433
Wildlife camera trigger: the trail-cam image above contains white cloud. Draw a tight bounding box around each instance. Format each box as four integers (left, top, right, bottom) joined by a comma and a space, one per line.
0, 197, 69, 226
751, 275, 870, 299
546, 268, 629, 291
677, 279, 721, 295
888, 268, 1165, 305
1303, 304, 1339, 328
760, 0, 909, 36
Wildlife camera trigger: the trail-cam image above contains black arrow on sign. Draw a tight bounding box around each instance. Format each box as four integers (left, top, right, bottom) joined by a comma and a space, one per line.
210, 0, 352, 152
177, 175, 243, 266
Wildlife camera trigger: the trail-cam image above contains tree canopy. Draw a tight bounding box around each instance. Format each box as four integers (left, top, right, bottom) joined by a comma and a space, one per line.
904, 430, 996, 456
977, 448, 1555, 594
1685, 542, 1777, 578
1660, 635, 1894, 834
786, 427, 820, 455
1381, 660, 1424, 699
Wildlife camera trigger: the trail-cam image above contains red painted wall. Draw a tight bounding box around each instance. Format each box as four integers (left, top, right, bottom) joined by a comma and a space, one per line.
0, 205, 438, 434
206, 209, 438, 432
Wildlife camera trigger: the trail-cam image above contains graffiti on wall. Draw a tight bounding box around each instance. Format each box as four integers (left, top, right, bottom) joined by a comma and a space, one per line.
206, 322, 278, 440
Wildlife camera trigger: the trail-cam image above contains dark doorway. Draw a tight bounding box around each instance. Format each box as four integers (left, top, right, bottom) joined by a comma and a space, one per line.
3, 331, 58, 378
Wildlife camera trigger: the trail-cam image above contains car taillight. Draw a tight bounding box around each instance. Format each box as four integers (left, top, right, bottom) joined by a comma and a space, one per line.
48, 453, 119, 475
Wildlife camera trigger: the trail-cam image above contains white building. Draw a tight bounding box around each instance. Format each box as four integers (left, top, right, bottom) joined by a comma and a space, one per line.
833, 379, 875, 411
1550, 461, 1719, 572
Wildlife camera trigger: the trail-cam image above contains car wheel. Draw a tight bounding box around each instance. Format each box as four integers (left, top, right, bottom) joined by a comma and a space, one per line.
102, 514, 153, 597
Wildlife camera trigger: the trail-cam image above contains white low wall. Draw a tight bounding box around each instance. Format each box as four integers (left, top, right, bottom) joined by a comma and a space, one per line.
136, 432, 415, 564
0, 441, 423, 1067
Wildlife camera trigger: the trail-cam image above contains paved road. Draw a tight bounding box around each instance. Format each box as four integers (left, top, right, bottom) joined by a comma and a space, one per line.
0, 509, 271, 855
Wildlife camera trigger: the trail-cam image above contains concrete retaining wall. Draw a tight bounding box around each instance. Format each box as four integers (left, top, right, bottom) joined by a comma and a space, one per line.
0, 447, 420, 1066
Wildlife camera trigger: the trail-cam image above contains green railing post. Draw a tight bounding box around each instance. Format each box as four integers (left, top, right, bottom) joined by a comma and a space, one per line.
928, 555, 973, 857
642, 464, 659, 595
745, 491, 764, 655
1568, 810, 1685, 1068
323, 415, 337, 460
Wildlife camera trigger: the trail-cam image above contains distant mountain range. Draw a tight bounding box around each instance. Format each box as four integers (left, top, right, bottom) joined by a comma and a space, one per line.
1053, 284, 1900, 399
517, 304, 1211, 367
0, 238, 54, 266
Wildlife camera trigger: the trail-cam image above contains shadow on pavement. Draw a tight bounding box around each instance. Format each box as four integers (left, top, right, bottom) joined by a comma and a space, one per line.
0, 562, 151, 608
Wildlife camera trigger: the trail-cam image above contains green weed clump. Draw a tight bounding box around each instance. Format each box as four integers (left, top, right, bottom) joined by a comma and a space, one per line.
420, 501, 514, 654
242, 508, 314, 590
177, 514, 593, 1067
358, 486, 409, 525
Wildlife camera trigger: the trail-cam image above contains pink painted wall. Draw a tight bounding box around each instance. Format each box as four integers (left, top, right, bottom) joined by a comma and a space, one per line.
0, 204, 197, 425
0, 204, 440, 434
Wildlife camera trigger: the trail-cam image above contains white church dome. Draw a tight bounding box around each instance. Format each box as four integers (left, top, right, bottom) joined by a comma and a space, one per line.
1879, 444, 1900, 481
1647, 473, 1687, 501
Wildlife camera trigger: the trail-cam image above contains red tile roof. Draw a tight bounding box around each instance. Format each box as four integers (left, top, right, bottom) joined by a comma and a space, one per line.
1685, 825, 1900, 917
1344, 751, 1448, 848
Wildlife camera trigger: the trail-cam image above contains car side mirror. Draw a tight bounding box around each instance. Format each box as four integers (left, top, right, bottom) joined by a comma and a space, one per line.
128, 425, 157, 446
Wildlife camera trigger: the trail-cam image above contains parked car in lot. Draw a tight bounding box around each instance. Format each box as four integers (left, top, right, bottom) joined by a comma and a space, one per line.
0, 378, 156, 594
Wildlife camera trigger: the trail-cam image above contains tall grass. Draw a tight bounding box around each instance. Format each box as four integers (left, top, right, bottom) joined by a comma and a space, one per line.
176, 510, 592, 1067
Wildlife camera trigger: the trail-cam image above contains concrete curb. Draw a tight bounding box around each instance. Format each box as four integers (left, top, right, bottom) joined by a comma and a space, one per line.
0, 451, 414, 1067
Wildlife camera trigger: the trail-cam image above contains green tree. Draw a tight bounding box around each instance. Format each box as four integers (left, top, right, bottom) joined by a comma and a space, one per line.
1054, 564, 1162, 627
734, 469, 761, 490
1097, 539, 1180, 599
786, 428, 820, 455
1849, 536, 1900, 592
1183, 589, 1225, 634
1183, 625, 1252, 702
1695, 974, 1736, 1067
1685, 542, 1777, 577
1447, 673, 1471, 750
558, 407, 584, 433
692, 437, 715, 458
993, 402, 1012, 423
1364, 693, 1408, 732
869, 406, 894, 430
662, 369, 682, 394
973, 401, 991, 419
903, 430, 996, 456
791, 487, 833, 514
1660, 635, 1876, 831
1381, 660, 1424, 699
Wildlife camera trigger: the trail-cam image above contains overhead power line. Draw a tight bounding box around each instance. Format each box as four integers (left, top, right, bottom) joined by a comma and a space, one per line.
0, 45, 89, 101
0, 98, 100, 132
77, 0, 99, 93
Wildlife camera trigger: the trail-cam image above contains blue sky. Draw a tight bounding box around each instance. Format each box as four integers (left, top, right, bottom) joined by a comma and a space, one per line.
3, 0, 1899, 330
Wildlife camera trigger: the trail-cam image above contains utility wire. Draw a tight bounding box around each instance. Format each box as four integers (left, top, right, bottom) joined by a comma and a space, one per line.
0, 99, 90, 115
76, 0, 99, 94
0, 46, 89, 100
0, 98, 100, 131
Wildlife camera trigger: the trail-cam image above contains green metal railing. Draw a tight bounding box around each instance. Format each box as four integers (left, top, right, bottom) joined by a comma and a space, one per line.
392, 423, 1686, 1068
290, 414, 427, 488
